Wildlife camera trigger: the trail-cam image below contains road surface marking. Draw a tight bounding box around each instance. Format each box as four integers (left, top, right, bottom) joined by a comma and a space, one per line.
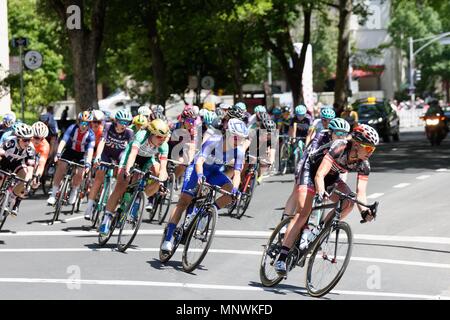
40, 215, 85, 225
0, 277, 447, 300
1, 247, 450, 270
416, 175, 431, 180
436, 168, 449, 172
367, 193, 384, 199
2, 230, 450, 245
393, 183, 411, 188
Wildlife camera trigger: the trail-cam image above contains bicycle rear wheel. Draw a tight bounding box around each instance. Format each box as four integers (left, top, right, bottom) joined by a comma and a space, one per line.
0, 194, 9, 231
117, 191, 145, 252
236, 173, 257, 219
158, 173, 175, 225
159, 226, 182, 263
98, 213, 118, 246
279, 143, 289, 175
182, 205, 217, 272
259, 217, 291, 287
306, 221, 353, 297
51, 179, 68, 224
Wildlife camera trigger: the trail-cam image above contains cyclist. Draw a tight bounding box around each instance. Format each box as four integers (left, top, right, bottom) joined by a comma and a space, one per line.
202, 101, 216, 112
31, 122, 50, 189
340, 104, 359, 130
138, 105, 152, 118
305, 106, 336, 147
274, 124, 379, 275
130, 114, 148, 133
277, 106, 292, 135
161, 118, 249, 253
280, 118, 351, 224
47, 111, 95, 206
39, 112, 59, 160
289, 105, 312, 140
247, 105, 267, 129
0, 113, 16, 142
0, 120, 22, 145
84, 109, 134, 220
0, 123, 35, 215
99, 118, 171, 235
91, 110, 105, 149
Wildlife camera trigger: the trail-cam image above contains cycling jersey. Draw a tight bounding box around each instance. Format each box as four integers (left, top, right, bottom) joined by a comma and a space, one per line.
297, 139, 370, 192
100, 123, 134, 163
33, 139, 50, 163
0, 136, 36, 172
0, 129, 14, 145
181, 133, 245, 197
310, 118, 327, 133
62, 124, 95, 153
119, 130, 169, 171
92, 124, 104, 147
276, 116, 291, 135
290, 114, 313, 138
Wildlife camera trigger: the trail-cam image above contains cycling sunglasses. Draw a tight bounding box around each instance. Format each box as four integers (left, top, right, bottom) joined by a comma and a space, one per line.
118, 120, 130, 126
21, 138, 31, 143
357, 142, 376, 153
333, 131, 348, 137
92, 121, 102, 125
80, 121, 89, 126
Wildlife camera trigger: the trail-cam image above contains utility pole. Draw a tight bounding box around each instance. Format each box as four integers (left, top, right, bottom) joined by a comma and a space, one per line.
408, 37, 415, 108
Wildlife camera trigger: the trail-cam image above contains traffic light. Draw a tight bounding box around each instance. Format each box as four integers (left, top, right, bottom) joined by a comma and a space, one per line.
415, 69, 422, 82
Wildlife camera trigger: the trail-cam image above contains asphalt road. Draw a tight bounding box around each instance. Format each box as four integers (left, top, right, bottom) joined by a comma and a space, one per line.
1, 127, 450, 300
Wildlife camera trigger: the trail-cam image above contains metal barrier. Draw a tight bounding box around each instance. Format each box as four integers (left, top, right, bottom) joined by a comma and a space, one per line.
397, 108, 424, 128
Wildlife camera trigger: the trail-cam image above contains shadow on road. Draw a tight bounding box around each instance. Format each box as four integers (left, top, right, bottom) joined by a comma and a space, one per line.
0, 240, 5, 245
147, 258, 184, 272
354, 241, 450, 254
84, 243, 116, 250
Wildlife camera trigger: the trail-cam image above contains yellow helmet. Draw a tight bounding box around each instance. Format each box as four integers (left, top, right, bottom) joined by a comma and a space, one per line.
133, 114, 148, 127
148, 118, 170, 137
203, 101, 215, 111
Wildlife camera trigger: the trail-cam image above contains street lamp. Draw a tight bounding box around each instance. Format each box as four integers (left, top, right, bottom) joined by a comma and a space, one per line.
408, 32, 450, 107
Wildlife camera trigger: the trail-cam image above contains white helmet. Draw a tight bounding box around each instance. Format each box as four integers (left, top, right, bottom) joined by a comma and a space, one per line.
152, 104, 164, 113
32, 121, 49, 138
138, 106, 151, 116
2, 113, 16, 127
91, 110, 105, 121
227, 118, 249, 138
14, 123, 33, 139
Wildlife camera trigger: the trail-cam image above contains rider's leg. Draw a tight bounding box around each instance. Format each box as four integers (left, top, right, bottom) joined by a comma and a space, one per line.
104, 172, 128, 214
85, 168, 105, 218
282, 184, 299, 219
48, 161, 67, 203
10, 166, 29, 214
144, 165, 161, 197
324, 181, 354, 221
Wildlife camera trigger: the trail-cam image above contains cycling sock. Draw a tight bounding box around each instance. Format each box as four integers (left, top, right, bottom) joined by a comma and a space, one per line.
278, 246, 290, 262
165, 223, 176, 241
12, 197, 21, 210
104, 210, 113, 219
86, 199, 95, 209
51, 186, 58, 197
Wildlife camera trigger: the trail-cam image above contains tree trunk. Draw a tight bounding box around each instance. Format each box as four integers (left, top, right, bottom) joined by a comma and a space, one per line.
334, 0, 352, 116
147, 7, 168, 108
49, 0, 107, 113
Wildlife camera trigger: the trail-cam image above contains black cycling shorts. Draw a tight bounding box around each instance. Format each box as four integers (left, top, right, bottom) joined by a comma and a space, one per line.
0, 158, 27, 174
61, 148, 85, 164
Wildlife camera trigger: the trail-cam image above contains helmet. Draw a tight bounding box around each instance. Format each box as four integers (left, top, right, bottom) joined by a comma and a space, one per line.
182, 105, 199, 119
203, 101, 215, 112
320, 106, 336, 119
352, 124, 380, 146
133, 114, 148, 127
151, 105, 164, 113
282, 105, 291, 113
148, 119, 170, 137
215, 107, 226, 118
261, 118, 276, 133
91, 110, 105, 121
234, 102, 247, 111
295, 104, 307, 116
138, 106, 151, 116
32, 121, 49, 138
152, 110, 167, 121
199, 108, 208, 118
329, 118, 350, 133
115, 109, 132, 122
254, 105, 267, 114
227, 118, 249, 138
78, 111, 93, 122
14, 122, 33, 139
203, 110, 218, 126
227, 105, 245, 120
272, 107, 282, 115
218, 103, 231, 110
258, 111, 270, 122
2, 113, 16, 127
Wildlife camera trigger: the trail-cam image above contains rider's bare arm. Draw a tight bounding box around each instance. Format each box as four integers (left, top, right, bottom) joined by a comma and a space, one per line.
356, 174, 369, 212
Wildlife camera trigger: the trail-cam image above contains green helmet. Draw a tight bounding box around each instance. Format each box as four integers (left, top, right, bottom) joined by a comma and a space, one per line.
320, 106, 336, 119
203, 110, 218, 126
254, 105, 267, 114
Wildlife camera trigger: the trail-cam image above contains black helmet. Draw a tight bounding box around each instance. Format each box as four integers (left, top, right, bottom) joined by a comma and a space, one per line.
226, 105, 245, 120
261, 118, 276, 132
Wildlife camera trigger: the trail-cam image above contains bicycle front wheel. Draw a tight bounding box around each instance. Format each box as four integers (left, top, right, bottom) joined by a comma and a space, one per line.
117, 191, 145, 252
279, 143, 289, 175
259, 217, 291, 287
236, 173, 257, 219
182, 205, 217, 272
0, 194, 9, 231
158, 173, 175, 225
306, 221, 353, 298
51, 179, 68, 224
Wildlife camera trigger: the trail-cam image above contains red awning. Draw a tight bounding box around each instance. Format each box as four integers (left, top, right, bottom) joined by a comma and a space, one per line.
331, 65, 385, 79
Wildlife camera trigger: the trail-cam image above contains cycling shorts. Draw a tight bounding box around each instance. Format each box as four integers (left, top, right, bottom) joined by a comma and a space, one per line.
134, 154, 157, 172
0, 158, 28, 174
61, 148, 85, 164
181, 163, 231, 197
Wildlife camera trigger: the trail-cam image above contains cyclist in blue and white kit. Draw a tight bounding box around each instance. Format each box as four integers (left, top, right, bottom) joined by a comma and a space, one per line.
305, 106, 336, 147
47, 111, 95, 206
161, 118, 249, 253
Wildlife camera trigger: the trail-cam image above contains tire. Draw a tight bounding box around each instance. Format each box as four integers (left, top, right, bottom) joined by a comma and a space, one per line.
158, 174, 175, 225
148, 196, 159, 222
0, 194, 9, 231
117, 191, 146, 252
41, 163, 54, 196
51, 179, 68, 225
279, 143, 289, 175
70, 187, 81, 215
259, 217, 291, 287
182, 205, 217, 272
393, 131, 399, 141
159, 226, 182, 263
306, 221, 353, 297
236, 173, 257, 219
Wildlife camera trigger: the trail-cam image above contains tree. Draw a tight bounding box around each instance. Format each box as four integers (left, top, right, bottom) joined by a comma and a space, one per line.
43, 0, 108, 112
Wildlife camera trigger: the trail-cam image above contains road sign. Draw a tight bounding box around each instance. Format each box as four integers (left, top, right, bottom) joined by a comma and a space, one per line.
24, 50, 43, 70
201, 76, 215, 90
9, 56, 21, 75
11, 37, 29, 48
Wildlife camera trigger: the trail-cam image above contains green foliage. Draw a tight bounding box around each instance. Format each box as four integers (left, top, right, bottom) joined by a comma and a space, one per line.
7, 0, 66, 114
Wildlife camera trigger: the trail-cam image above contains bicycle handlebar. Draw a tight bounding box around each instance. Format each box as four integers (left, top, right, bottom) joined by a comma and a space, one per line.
199, 181, 235, 198
0, 169, 29, 183
99, 161, 119, 169
59, 158, 85, 169
332, 189, 379, 215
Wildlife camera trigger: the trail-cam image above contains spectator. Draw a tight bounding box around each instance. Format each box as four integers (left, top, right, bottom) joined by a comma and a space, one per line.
60, 106, 69, 131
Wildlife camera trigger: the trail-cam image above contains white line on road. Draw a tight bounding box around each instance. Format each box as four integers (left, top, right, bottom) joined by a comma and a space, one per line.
436, 168, 449, 172
1, 247, 450, 271
40, 215, 85, 225
367, 193, 384, 199
0, 277, 447, 300
3, 230, 450, 245
393, 183, 411, 188
416, 175, 431, 180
